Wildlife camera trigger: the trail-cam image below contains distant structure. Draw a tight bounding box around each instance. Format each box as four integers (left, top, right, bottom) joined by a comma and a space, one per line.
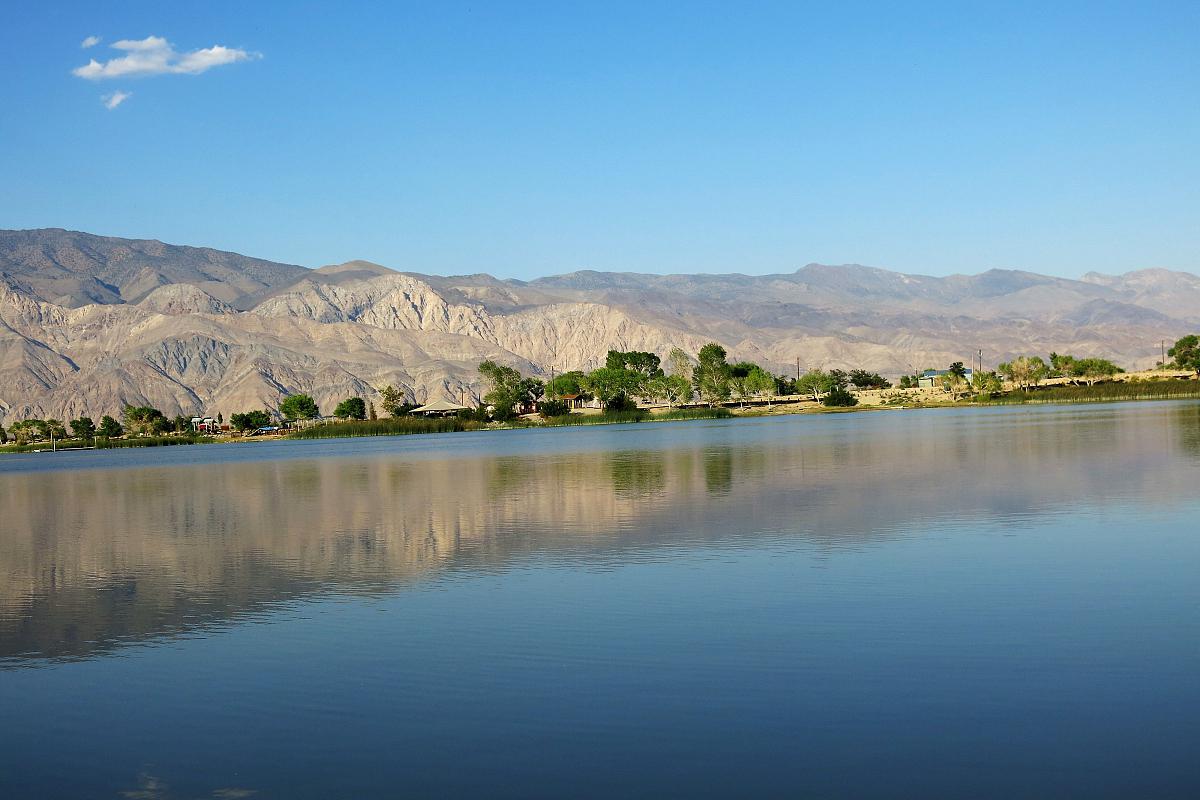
917, 368, 974, 389
411, 399, 469, 417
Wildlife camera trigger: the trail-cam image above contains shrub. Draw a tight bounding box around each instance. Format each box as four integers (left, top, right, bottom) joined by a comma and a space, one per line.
822, 387, 859, 407
539, 399, 571, 418
603, 393, 639, 413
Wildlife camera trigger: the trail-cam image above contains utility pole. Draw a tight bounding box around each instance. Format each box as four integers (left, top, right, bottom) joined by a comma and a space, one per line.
796, 357, 800, 382
978, 349, 983, 375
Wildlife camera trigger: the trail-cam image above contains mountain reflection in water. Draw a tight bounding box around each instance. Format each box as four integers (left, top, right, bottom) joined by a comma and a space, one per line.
3, 402, 1197, 666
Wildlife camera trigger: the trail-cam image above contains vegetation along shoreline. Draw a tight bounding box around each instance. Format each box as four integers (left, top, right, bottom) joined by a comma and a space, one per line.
3, 337, 1199, 454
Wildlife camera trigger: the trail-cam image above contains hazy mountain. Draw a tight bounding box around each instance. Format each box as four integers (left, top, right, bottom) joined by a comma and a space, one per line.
0, 228, 1195, 425
0, 228, 308, 308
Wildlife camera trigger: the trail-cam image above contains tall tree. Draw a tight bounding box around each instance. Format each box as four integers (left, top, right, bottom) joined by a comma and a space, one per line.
98, 415, 124, 437
1072, 358, 1120, 386
796, 369, 834, 401
1168, 335, 1200, 374
280, 394, 320, 420
605, 350, 663, 377
666, 347, 693, 383
584, 367, 642, 410
377, 385, 408, 417
997, 356, 1049, 390
69, 416, 96, 439
545, 371, 588, 399
746, 366, 776, 406
694, 343, 730, 406
478, 360, 526, 418
333, 397, 367, 420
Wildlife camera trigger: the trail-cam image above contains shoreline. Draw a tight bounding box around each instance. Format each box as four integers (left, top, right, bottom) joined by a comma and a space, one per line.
5, 382, 1199, 456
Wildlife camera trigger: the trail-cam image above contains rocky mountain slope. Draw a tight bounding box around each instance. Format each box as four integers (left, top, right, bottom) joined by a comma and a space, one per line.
1, 228, 1195, 425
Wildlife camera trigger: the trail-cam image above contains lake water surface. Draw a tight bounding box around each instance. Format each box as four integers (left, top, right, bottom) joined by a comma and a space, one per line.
2, 402, 1199, 798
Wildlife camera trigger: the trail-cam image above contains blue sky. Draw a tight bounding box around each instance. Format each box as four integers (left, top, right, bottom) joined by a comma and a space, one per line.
2, 1, 1196, 279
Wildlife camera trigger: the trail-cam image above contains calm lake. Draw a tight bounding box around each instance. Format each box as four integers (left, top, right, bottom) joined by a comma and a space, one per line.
2, 402, 1199, 799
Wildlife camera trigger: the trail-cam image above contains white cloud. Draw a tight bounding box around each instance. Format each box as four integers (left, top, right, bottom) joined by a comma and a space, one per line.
103, 90, 131, 110
81, 35, 101, 49
73, 35, 259, 80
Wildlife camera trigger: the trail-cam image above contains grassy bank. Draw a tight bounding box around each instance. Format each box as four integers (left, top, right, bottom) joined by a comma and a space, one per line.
287, 406, 733, 439
0, 434, 213, 453
95, 434, 215, 448
288, 417, 487, 439
983, 379, 1200, 405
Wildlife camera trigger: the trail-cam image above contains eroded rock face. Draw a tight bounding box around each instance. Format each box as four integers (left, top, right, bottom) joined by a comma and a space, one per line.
1, 229, 1196, 425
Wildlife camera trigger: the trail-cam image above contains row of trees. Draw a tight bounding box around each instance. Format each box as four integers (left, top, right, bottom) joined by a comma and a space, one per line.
475, 346, 894, 416
0, 408, 182, 445
11, 336, 1192, 443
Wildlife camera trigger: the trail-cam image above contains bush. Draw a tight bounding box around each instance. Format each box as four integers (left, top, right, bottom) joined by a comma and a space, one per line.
603, 393, 639, 413
456, 405, 491, 422
822, 387, 859, 407
539, 399, 571, 418
231, 410, 272, 431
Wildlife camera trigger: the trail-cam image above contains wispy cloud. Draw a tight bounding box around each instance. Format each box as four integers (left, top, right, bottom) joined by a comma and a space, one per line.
73, 35, 259, 80
103, 90, 132, 110
81, 35, 101, 49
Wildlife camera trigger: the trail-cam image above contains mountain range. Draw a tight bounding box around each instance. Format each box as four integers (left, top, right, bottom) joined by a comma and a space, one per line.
1, 228, 1196, 425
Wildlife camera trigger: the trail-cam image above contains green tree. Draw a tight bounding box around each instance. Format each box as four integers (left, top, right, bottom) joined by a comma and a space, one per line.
377, 385, 409, 417
1072, 358, 1121, 386
333, 397, 367, 420
694, 343, 731, 406
666, 347, 693, 383
729, 372, 751, 408
605, 350, 663, 378
938, 370, 969, 400
231, 410, 272, 431
848, 370, 891, 389
0, 424, 6, 445
368, 401, 377, 421
44, 419, 67, 439
1049, 352, 1077, 378
1168, 335, 1200, 374
9, 420, 39, 444
520, 377, 545, 408
971, 370, 1003, 397
584, 367, 643, 410
746, 366, 776, 406
70, 416, 96, 439
545, 371, 588, 399
98, 415, 124, 437
123, 405, 167, 436
998, 356, 1049, 391
280, 394, 320, 420
796, 369, 835, 401
478, 360, 525, 418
